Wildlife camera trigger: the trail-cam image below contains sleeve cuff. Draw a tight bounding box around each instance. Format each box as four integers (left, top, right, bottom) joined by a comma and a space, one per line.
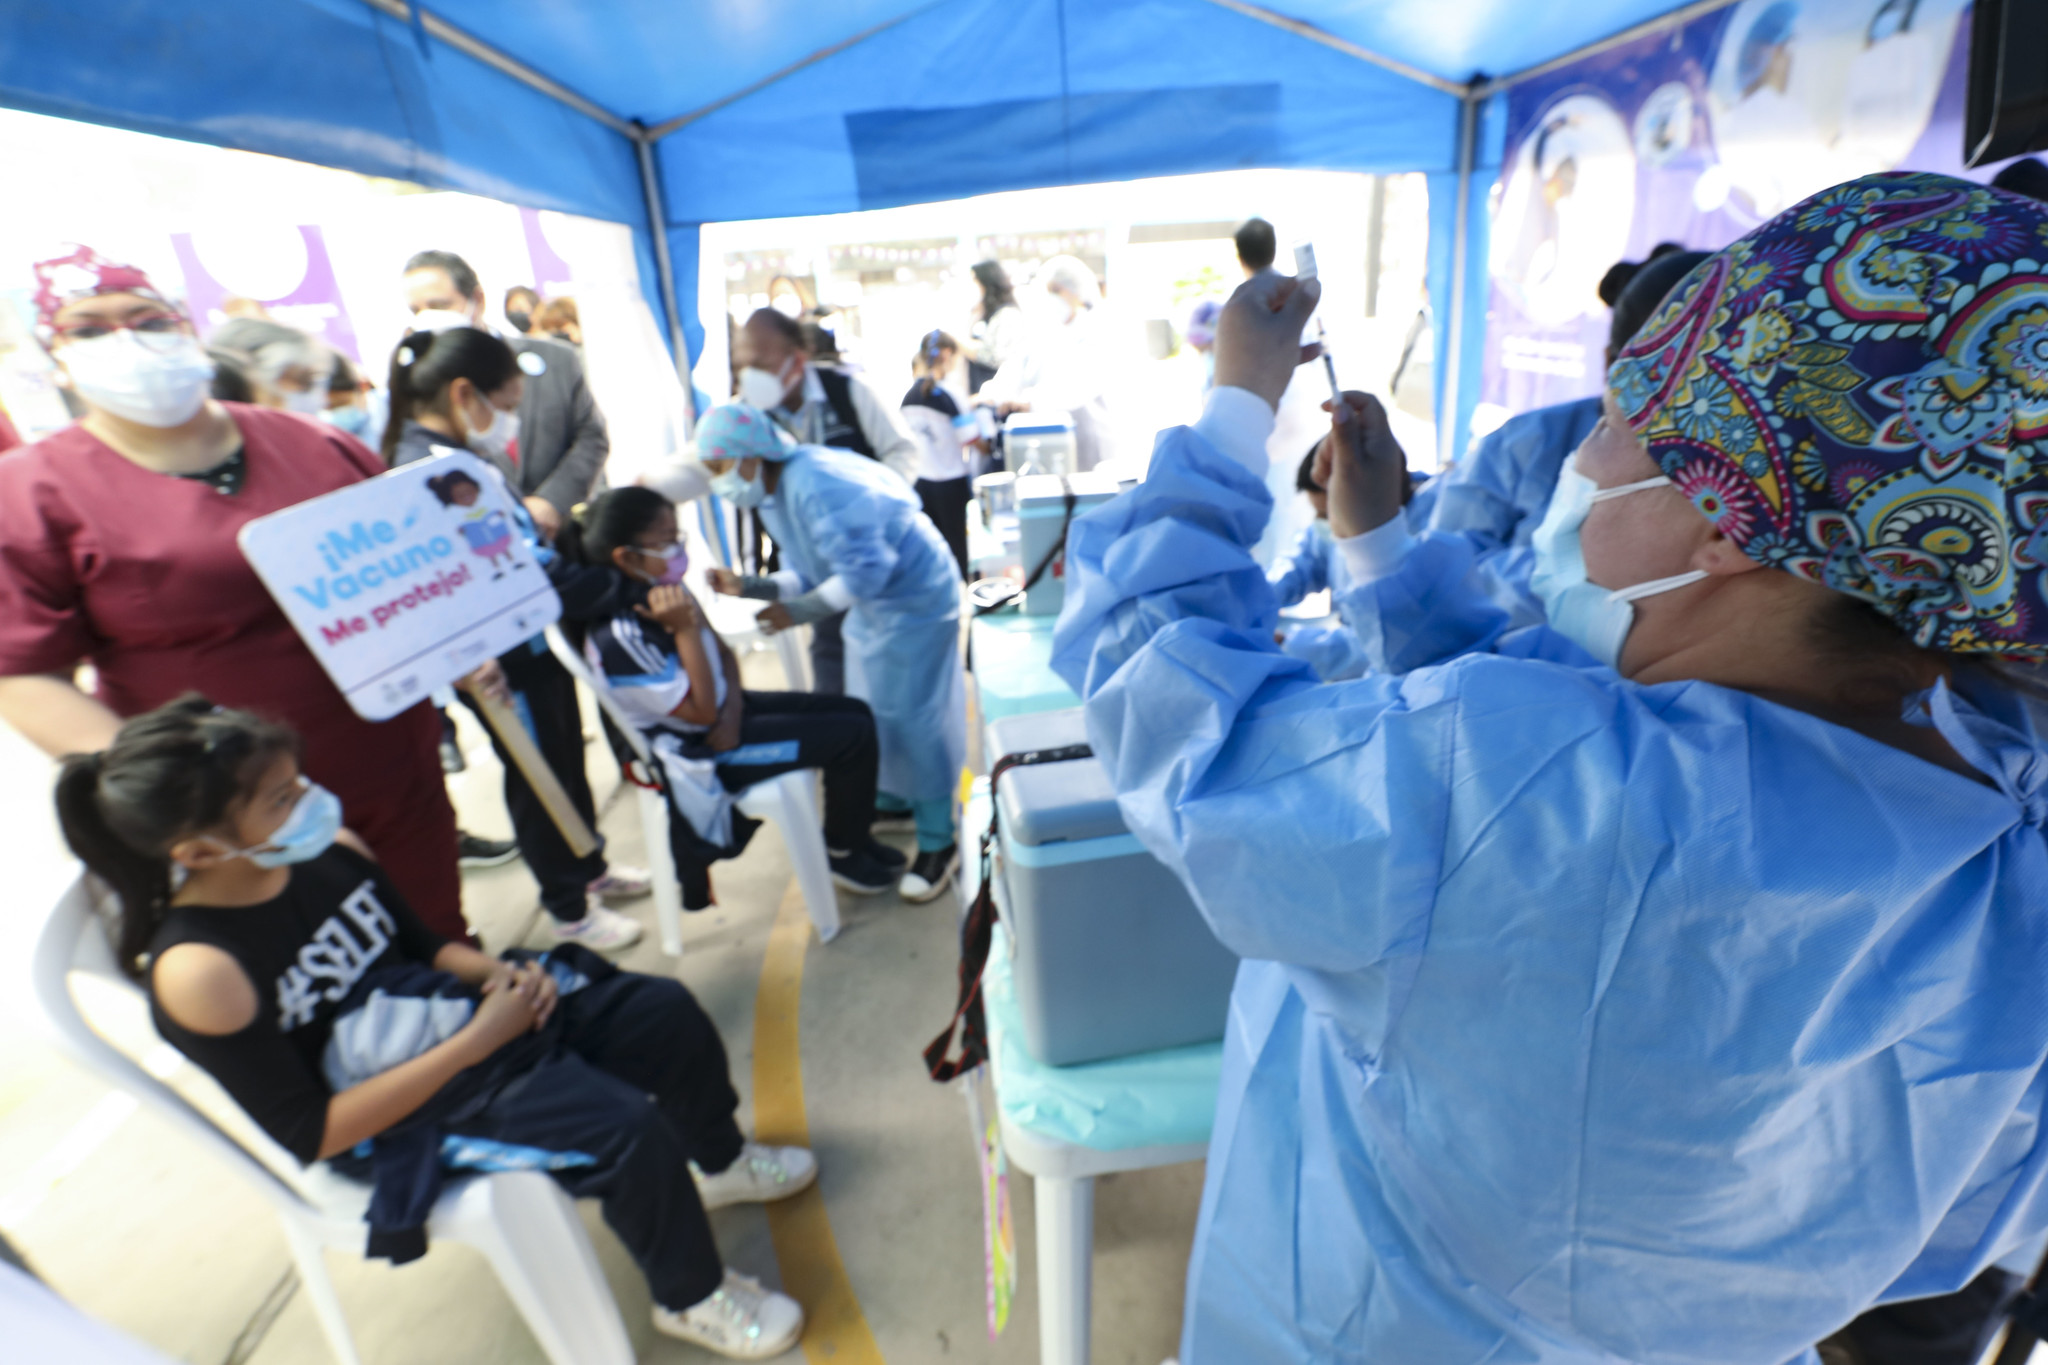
1192, 386, 1276, 475
768, 569, 804, 599
1337, 516, 1416, 583
815, 575, 855, 611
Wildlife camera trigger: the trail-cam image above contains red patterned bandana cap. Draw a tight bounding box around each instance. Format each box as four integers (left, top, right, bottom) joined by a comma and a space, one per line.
32, 245, 178, 334
1608, 172, 2048, 659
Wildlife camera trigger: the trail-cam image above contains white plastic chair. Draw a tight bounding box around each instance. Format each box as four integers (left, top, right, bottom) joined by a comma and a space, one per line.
546, 627, 841, 948
30, 878, 634, 1365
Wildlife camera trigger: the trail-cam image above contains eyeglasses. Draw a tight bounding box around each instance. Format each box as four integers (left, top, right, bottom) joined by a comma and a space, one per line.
51, 312, 192, 349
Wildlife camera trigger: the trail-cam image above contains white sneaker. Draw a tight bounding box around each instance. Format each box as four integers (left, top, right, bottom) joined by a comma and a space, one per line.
653, 1270, 803, 1359
588, 865, 652, 900
693, 1142, 818, 1210
550, 898, 644, 951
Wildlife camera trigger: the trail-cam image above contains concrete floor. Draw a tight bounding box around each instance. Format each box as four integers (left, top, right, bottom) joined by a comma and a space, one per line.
0, 642, 1200, 1364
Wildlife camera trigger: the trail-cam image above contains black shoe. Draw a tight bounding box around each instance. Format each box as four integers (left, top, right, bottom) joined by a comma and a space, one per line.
829, 846, 897, 895
899, 845, 958, 903
458, 832, 520, 868
860, 838, 908, 871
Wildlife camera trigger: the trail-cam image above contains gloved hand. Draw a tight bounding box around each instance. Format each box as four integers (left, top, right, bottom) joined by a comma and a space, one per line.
1314, 390, 1409, 540
1211, 269, 1323, 410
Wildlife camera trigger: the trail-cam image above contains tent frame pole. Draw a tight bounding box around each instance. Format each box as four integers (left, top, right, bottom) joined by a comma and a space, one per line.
1479, 0, 1739, 95
632, 126, 695, 430
1439, 86, 1480, 472
358, 0, 633, 135
1193, 0, 1466, 95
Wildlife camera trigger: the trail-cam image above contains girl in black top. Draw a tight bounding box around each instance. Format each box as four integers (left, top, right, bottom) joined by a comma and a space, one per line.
54, 696, 811, 1358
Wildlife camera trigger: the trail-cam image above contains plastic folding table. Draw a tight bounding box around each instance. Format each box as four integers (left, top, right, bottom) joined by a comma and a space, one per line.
959, 782, 1222, 1365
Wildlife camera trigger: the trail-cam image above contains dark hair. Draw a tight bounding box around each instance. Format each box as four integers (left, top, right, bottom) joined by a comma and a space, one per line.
381, 327, 519, 462
54, 697, 299, 980
403, 249, 481, 302
745, 307, 809, 353
1297, 444, 1322, 494
208, 348, 255, 404
505, 285, 539, 310
914, 330, 959, 395
1596, 242, 1688, 309
328, 350, 360, 392
972, 261, 1016, 321
1806, 590, 1953, 716
1235, 218, 1277, 272
1610, 250, 1712, 356
1993, 158, 2048, 204
426, 470, 481, 505
556, 486, 674, 571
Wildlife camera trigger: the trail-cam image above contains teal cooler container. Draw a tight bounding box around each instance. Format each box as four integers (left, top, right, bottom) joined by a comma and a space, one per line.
991, 708, 1239, 1065
1017, 471, 1118, 616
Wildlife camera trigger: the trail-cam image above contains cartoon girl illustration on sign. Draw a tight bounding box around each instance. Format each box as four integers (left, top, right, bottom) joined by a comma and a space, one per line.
426, 470, 519, 579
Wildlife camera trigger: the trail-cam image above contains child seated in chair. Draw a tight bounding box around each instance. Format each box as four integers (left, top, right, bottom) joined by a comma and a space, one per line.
55, 696, 809, 1360
556, 487, 904, 899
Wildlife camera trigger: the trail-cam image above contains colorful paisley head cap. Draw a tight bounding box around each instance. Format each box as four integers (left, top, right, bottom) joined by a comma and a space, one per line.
1609, 171, 2048, 659
31, 244, 179, 335
694, 402, 793, 465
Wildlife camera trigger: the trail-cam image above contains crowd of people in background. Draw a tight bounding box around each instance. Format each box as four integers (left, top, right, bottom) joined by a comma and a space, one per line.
11, 153, 2048, 1365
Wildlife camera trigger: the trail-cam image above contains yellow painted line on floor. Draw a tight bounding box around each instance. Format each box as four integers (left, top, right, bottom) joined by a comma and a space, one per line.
753, 881, 888, 1365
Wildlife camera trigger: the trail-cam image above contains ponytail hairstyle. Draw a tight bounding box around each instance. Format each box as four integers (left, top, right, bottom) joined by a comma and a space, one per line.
913, 329, 958, 397
381, 326, 519, 463
54, 697, 300, 980
555, 485, 675, 572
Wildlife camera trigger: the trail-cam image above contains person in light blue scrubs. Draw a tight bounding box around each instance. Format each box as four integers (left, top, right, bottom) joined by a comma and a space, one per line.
1425, 249, 1709, 626
1050, 173, 2048, 1365
698, 404, 967, 904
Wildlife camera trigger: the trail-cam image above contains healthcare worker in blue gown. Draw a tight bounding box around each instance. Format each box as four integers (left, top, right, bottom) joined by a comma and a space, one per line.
1050, 172, 2048, 1365
1423, 249, 1709, 627
698, 403, 967, 904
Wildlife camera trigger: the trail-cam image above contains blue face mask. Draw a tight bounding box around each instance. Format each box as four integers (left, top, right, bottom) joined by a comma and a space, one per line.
323, 405, 371, 437
711, 466, 767, 509
219, 780, 343, 868
1530, 460, 1708, 668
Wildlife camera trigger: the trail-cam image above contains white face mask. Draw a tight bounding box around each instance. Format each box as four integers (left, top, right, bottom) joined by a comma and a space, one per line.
710, 465, 767, 509
60, 331, 216, 428
281, 382, 330, 416
1530, 459, 1708, 668
466, 400, 520, 460
736, 358, 796, 411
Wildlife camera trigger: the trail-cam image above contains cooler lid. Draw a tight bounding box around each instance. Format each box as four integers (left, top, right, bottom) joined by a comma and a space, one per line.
989, 708, 1129, 846
1016, 471, 1120, 510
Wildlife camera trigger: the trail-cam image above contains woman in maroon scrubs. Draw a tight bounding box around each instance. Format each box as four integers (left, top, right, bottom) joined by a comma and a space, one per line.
0, 246, 467, 941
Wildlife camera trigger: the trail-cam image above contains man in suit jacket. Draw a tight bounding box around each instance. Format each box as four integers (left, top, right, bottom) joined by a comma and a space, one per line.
402, 250, 607, 539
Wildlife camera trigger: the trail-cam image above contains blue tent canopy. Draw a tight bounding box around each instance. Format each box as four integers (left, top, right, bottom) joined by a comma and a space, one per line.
0, 0, 1725, 453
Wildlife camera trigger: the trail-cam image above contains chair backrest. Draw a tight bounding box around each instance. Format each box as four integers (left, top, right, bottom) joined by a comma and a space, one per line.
544, 625, 656, 769
31, 877, 317, 1216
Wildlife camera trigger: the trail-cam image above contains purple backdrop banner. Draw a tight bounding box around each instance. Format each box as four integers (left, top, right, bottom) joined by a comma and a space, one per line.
1479, 0, 2013, 421
170, 224, 361, 361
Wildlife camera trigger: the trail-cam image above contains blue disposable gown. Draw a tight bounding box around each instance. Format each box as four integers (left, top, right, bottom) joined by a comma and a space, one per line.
1050, 419, 2048, 1365
759, 445, 965, 802
1426, 395, 1601, 627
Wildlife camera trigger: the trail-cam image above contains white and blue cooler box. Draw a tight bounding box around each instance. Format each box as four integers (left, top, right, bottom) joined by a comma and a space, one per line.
1017, 471, 1118, 617
990, 707, 1239, 1066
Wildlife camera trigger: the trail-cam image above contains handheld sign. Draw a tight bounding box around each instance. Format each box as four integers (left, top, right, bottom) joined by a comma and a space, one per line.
238, 449, 561, 722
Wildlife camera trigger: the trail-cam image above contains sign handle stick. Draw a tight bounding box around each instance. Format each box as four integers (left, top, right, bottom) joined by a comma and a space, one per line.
469, 689, 600, 858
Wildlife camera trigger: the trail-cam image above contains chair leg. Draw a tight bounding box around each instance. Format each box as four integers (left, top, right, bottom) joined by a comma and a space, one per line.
451, 1173, 634, 1365
637, 785, 685, 956
280, 1217, 363, 1365
1035, 1173, 1095, 1365
770, 772, 840, 943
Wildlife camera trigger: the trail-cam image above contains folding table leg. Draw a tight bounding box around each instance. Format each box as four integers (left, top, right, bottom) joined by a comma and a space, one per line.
1035, 1173, 1095, 1365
